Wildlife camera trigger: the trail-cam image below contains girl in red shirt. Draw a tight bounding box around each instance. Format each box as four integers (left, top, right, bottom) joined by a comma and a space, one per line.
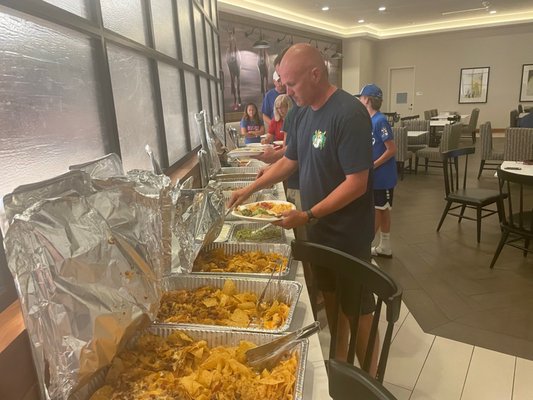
264, 94, 292, 144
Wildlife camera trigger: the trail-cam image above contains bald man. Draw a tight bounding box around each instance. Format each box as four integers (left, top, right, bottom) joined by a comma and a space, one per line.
229, 44, 376, 368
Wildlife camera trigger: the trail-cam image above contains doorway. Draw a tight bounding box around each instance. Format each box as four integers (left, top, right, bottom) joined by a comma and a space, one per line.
389, 67, 415, 117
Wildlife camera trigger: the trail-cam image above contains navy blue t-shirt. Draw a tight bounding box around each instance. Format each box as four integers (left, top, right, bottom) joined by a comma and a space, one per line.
283, 104, 300, 189
371, 112, 397, 189
285, 89, 374, 256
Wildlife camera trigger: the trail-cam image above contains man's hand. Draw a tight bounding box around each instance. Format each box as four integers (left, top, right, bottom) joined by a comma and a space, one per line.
228, 185, 255, 209
253, 146, 283, 164
272, 210, 308, 229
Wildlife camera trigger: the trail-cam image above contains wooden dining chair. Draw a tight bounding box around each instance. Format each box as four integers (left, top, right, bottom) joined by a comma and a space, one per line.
414, 123, 461, 174
393, 126, 412, 180
290, 240, 402, 383
503, 127, 533, 161
328, 360, 398, 400
437, 147, 506, 243
477, 121, 503, 179
490, 168, 533, 268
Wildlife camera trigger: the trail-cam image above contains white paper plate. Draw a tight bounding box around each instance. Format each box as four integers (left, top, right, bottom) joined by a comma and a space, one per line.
227, 147, 265, 158
232, 200, 296, 222
247, 143, 272, 149
273, 140, 284, 146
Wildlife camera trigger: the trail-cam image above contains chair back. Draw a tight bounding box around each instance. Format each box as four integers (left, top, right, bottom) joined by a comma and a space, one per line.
439, 123, 462, 152
479, 121, 493, 159
328, 360, 398, 400
424, 110, 432, 120
468, 108, 480, 131
518, 104, 524, 113
503, 127, 533, 161
510, 109, 519, 127
383, 112, 400, 127
441, 147, 476, 196
392, 126, 409, 162
290, 240, 402, 383
497, 168, 533, 233
401, 120, 430, 146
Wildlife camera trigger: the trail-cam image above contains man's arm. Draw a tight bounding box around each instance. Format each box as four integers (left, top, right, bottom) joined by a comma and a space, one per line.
374, 139, 397, 169
263, 114, 271, 126
276, 169, 369, 229
228, 156, 298, 207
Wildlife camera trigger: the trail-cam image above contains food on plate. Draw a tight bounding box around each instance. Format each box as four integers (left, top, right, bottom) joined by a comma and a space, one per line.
235, 201, 294, 219
89, 331, 298, 400
234, 226, 282, 242
194, 248, 288, 274
158, 279, 290, 329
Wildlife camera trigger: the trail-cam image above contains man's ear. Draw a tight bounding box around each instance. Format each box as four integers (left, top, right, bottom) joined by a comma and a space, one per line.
310, 67, 320, 82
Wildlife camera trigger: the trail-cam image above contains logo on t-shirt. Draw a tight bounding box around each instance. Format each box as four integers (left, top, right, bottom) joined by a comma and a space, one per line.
312, 130, 327, 149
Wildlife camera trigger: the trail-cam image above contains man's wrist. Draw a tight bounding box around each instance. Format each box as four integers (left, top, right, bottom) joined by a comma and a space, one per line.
305, 209, 317, 223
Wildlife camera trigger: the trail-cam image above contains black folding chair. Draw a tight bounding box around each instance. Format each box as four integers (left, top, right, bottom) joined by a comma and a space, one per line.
290, 240, 402, 383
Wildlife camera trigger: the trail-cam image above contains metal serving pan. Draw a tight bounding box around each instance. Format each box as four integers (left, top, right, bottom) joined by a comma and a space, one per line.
192, 242, 293, 278
214, 173, 257, 182
157, 275, 302, 333
229, 222, 287, 244
71, 325, 308, 400
220, 166, 262, 175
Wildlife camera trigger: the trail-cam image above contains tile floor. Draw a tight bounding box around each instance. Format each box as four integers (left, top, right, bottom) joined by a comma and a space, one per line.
318, 300, 533, 399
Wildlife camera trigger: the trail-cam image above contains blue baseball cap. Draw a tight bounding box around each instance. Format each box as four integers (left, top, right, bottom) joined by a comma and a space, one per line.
355, 84, 383, 99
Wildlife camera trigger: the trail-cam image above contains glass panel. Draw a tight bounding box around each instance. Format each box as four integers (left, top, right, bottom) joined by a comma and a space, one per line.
206, 24, 215, 76
107, 44, 161, 172
101, 0, 147, 45
158, 62, 187, 164
184, 71, 201, 148
200, 77, 211, 122
193, 8, 206, 72
214, 31, 220, 78
211, 80, 219, 119
150, 0, 177, 58
43, 0, 88, 18
177, 0, 194, 66
0, 12, 106, 200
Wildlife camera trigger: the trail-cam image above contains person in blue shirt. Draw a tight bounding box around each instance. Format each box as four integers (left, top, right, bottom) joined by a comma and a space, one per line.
356, 84, 397, 258
240, 102, 264, 144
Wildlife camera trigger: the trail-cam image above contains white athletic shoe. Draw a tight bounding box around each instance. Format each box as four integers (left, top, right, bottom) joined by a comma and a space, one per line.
371, 246, 392, 258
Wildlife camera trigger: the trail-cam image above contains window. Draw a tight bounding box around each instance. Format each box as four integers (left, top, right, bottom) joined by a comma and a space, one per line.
0, 0, 221, 310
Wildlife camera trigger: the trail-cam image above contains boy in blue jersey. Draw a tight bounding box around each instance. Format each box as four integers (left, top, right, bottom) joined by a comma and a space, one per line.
357, 84, 397, 258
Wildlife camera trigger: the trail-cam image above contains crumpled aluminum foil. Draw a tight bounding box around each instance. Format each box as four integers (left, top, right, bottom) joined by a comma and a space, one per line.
4, 167, 172, 400
68, 153, 124, 179
170, 185, 224, 274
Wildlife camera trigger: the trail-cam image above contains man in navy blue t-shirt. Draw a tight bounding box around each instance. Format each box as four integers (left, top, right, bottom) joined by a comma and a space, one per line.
229, 44, 376, 368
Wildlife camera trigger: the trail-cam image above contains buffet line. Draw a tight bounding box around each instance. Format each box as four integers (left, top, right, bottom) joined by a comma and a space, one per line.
2, 112, 329, 400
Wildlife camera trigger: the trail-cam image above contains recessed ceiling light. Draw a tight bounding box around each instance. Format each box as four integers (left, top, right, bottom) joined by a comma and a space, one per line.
378, 6, 386, 11
321, 6, 330, 11
358, 19, 365, 23
489, 10, 497, 14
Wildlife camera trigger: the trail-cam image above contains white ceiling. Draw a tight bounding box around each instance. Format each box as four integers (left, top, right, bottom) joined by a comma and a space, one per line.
218, 0, 533, 39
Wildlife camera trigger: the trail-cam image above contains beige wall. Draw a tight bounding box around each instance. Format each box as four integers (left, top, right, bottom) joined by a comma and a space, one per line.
342, 23, 533, 129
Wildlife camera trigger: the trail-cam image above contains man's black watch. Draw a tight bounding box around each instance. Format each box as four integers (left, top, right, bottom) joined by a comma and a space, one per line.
305, 209, 317, 223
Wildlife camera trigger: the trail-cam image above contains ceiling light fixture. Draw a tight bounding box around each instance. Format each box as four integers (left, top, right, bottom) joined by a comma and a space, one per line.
358, 19, 365, 23
322, 6, 330, 11
378, 6, 386, 11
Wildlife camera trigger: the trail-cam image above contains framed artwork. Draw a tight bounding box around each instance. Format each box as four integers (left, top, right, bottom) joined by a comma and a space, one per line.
519, 64, 533, 102
458, 67, 490, 104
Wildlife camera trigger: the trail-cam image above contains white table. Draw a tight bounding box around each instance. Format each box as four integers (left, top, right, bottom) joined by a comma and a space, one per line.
407, 130, 428, 137
500, 161, 533, 177
432, 113, 470, 121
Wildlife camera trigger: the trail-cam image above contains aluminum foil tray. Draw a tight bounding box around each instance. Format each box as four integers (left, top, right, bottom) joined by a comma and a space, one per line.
229, 222, 287, 244
214, 173, 257, 182
71, 325, 308, 400
220, 166, 262, 174
158, 275, 302, 333
217, 180, 276, 192
192, 242, 293, 278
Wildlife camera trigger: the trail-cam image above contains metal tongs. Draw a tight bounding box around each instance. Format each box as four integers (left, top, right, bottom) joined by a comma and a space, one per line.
246, 321, 320, 371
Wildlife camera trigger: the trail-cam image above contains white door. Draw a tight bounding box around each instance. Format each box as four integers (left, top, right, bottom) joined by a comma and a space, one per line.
389, 67, 415, 117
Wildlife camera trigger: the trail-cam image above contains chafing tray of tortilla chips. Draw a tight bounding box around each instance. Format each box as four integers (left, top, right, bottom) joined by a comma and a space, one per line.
192, 242, 293, 278
157, 275, 302, 333
70, 325, 308, 400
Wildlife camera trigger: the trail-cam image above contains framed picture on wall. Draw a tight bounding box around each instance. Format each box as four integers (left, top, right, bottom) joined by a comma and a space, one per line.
458, 67, 490, 104
519, 64, 533, 102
